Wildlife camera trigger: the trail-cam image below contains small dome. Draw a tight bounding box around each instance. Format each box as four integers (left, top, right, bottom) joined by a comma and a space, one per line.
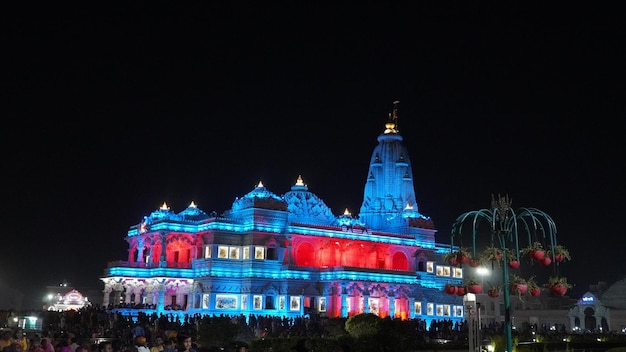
335, 208, 365, 227
177, 201, 209, 221
283, 176, 336, 225
232, 181, 287, 211
146, 202, 176, 221
600, 277, 626, 309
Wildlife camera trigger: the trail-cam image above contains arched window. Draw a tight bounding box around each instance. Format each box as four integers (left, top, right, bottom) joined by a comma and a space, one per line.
392, 252, 408, 270
295, 243, 315, 266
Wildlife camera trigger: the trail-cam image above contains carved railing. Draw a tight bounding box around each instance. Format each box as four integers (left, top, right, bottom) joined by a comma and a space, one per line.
106, 261, 191, 269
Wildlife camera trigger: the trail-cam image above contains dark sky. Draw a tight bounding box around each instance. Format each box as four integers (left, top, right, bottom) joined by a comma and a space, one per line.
3, 3, 625, 309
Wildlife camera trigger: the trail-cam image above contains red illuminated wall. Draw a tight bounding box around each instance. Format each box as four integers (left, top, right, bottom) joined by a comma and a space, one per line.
293, 236, 411, 271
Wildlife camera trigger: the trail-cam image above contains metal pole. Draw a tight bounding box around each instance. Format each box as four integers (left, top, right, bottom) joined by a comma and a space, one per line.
501, 240, 512, 352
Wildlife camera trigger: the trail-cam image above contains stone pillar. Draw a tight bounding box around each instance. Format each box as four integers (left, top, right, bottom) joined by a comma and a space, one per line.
189, 286, 197, 310
285, 236, 293, 265
363, 289, 370, 314
160, 234, 167, 263
409, 297, 415, 320
135, 287, 144, 305
388, 293, 396, 319
341, 286, 348, 317
157, 285, 166, 310
150, 244, 159, 266
176, 292, 184, 309
125, 289, 133, 304
102, 284, 113, 307
113, 288, 123, 307
137, 240, 145, 263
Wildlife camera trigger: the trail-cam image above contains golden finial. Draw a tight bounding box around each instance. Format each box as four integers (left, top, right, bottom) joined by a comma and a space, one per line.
384, 100, 400, 134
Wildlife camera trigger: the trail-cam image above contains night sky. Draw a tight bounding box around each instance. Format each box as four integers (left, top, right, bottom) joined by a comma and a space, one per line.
3, 3, 624, 309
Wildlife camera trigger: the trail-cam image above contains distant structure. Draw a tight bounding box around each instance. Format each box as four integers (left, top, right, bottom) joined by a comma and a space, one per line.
47, 289, 91, 312
101, 102, 466, 323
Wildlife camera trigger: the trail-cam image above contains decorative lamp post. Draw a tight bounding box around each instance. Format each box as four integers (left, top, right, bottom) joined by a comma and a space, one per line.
450, 194, 568, 352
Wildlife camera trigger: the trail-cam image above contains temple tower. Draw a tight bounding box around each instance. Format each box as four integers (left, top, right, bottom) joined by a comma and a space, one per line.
358, 101, 427, 232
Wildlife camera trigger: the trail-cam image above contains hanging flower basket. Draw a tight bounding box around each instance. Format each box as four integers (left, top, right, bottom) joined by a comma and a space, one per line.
522, 242, 545, 261
456, 247, 471, 264
510, 275, 528, 295
482, 246, 503, 262
468, 256, 483, 268
443, 252, 459, 266
487, 286, 500, 298
539, 256, 552, 267
464, 277, 483, 294
527, 276, 541, 297
456, 286, 466, 296
548, 245, 572, 263
507, 250, 521, 269
444, 283, 458, 295
547, 276, 573, 296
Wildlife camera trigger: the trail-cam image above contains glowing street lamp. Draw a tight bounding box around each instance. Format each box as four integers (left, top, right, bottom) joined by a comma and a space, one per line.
476, 266, 489, 278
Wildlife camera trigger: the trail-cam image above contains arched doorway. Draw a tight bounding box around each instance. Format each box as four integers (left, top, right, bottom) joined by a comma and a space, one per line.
584, 307, 596, 332
601, 317, 609, 332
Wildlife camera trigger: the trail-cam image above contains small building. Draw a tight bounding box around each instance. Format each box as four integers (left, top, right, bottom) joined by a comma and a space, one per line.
47, 289, 92, 312
473, 278, 626, 333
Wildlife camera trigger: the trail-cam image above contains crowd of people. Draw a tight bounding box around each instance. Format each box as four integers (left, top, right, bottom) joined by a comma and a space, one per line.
1, 305, 247, 352
0, 305, 478, 352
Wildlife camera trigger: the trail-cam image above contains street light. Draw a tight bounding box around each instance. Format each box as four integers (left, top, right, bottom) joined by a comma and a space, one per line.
476, 266, 490, 284
450, 194, 565, 352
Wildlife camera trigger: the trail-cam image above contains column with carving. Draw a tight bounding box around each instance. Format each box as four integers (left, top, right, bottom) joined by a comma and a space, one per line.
157, 284, 166, 311
124, 286, 133, 305
102, 283, 113, 307
363, 288, 370, 314
113, 283, 124, 307
159, 232, 167, 265
284, 235, 293, 265
341, 286, 348, 317
137, 238, 145, 264
388, 292, 396, 318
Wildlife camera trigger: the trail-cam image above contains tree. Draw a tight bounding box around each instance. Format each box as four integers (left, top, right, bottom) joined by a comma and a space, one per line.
344, 313, 381, 339
196, 316, 241, 349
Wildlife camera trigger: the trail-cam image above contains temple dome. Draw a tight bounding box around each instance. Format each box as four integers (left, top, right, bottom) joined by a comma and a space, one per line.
600, 277, 626, 309
146, 202, 176, 221
232, 181, 287, 211
177, 201, 209, 221
335, 208, 365, 227
283, 176, 336, 225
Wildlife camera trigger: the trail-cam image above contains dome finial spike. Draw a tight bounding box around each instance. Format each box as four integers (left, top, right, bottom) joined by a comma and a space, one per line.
392, 100, 399, 130
384, 100, 400, 134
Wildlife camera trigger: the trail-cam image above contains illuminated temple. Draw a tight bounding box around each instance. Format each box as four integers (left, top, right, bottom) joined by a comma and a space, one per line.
101, 102, 466, 323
